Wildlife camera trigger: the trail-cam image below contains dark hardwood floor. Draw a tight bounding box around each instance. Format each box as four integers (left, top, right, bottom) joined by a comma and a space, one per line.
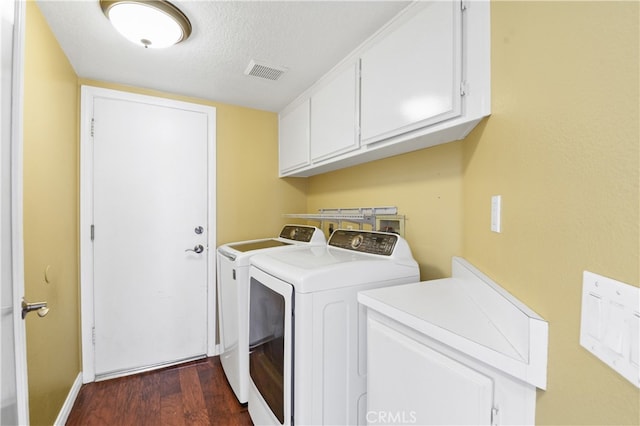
66, 357, 252, 426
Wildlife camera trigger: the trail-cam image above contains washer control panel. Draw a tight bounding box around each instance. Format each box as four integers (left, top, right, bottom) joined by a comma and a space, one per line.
328, 230, 398, 256
279, 225, 319, 242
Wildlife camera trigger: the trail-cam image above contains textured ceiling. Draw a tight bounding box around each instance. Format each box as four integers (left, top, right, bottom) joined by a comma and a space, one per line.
36, 0, 410, 112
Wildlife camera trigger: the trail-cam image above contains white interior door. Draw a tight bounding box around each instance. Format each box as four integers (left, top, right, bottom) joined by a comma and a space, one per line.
82, 87, 216, 380
2, 0, 28, 423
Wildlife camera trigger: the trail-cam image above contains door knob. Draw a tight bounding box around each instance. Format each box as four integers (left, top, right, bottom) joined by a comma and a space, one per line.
21, 299, 49, 319
185, 244, 204, 254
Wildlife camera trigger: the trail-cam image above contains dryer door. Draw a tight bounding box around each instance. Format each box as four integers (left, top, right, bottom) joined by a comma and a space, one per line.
249, 266, 293, 425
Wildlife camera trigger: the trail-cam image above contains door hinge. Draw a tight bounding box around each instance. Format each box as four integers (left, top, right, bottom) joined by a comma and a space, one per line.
491, 406, 499, 426
92, 326, 96, 345
232, 269, 236, 280
90, 118, 95, 137
90, 224, 95, 241
461, 0, 467, 12
460, 81, 467, 96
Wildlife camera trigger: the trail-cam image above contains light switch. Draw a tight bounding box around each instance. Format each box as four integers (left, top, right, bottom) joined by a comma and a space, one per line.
580, 271, 640, 388
585, 293, 602, 339
630, 313, 640, 367
602, 301, 625, 354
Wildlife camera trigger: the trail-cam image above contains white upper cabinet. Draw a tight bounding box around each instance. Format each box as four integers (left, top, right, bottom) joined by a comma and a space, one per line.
310, 62, 360, 162
279, 98, 310, 174
360, 1, 461, 145
279, 0, 490, 177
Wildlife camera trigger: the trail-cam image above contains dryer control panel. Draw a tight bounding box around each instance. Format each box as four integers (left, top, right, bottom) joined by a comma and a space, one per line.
279, 225, 319, 242
328, 230, 398, 256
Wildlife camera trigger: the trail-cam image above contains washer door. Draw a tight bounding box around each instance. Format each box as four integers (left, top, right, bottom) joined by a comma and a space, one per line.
249, 267, 293, 425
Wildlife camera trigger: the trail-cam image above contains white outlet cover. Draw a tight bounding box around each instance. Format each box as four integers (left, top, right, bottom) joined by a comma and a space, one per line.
491, 195, 501, 233
580, 271, 640, 388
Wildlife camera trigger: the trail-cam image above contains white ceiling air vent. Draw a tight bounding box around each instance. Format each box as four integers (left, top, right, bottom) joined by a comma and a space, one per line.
244, 59, 287, 81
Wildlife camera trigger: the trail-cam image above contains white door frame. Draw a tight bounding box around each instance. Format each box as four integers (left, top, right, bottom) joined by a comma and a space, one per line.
5, 0, 30, 422
79, 86, 217, 382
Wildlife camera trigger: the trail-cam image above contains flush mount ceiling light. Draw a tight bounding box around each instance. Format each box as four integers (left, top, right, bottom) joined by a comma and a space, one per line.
100, 0, 192, 49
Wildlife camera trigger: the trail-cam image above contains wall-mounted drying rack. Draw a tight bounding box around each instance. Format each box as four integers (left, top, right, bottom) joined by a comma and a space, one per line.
284, 206, 405, 237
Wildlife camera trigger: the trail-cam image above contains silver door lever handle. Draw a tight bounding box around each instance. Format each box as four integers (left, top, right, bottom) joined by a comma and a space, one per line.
21, 299, 49, 319
185, 244, 204, 254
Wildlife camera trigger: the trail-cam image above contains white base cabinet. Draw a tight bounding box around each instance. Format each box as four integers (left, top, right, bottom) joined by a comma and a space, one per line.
367, 317, 494, 426
279, 0, 490, 177
358, 257, 548, 426
365, 313, 538, 426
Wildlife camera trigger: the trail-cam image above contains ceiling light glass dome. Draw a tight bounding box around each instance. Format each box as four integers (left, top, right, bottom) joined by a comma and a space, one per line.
100, 0, 192, 49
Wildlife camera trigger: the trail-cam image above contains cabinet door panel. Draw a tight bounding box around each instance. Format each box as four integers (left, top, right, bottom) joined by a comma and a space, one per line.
279, 99, 310, 173
361, 1, 462, 145
367, 319, 493, 425
310, 63, 359, 162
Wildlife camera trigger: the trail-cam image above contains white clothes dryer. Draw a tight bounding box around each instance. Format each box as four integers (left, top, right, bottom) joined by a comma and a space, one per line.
216, 225, 326, 404
247, 229, 420, 426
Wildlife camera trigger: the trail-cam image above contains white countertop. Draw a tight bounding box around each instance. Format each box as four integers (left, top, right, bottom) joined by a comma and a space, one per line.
358, 257, 549, 389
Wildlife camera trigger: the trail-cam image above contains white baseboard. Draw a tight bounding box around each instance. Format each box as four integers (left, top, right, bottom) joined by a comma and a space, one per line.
54, 372, 83, 426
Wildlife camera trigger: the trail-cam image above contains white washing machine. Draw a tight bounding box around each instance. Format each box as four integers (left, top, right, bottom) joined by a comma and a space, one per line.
216, 225, 326, 404
247, 229, 420, 425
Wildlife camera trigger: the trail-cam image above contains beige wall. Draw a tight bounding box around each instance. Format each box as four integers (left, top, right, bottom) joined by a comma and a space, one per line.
308, 141, 464, 280
23, 3, 79, 425
213, 103, 307, 243
309, 1, 639, 424
463, 2, 639, 424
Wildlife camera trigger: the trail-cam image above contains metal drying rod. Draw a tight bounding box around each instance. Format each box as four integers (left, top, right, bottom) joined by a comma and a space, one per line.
284, 206, 405, 235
